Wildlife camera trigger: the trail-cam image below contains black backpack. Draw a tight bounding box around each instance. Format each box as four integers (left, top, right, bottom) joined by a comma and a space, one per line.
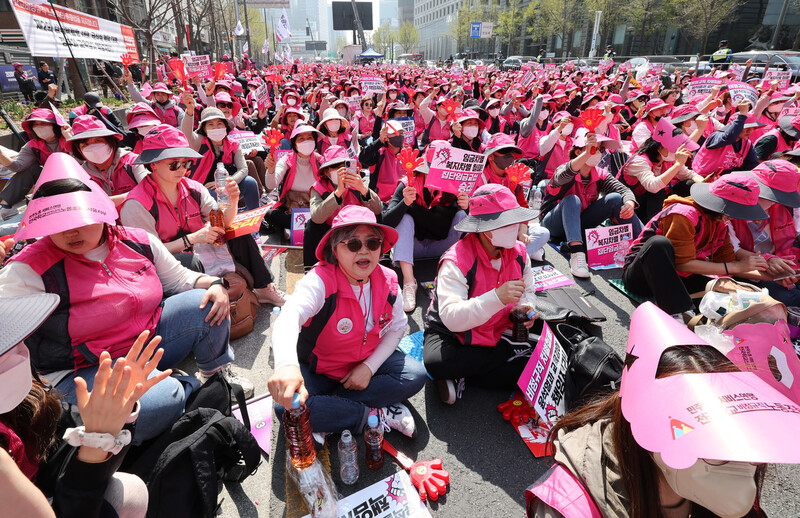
128, 407, 261, 518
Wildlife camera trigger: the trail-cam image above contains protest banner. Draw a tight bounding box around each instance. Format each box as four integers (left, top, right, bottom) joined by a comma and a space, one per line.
361, 74, 386, 94
585, 224, 632, 269
518, 322, 569, 422
764, 70, 792, 89
619, 61, 632, 72
515, 419, 553, 457
598, 59, 614, 72
302, 470, 430, 518
290, 208, 310, 245
424, 143, 486, 195
184, 54, 212, 80
648, 62, 664, 75
396, 116, 416, 145
686, 77, 723, 98
232, 394, 272, 455
728, 62, 745, 81
520, 70, 535, 89
228, 130, 264, 153
345, 95, 362, 112
0, 64, 39, 93
224, 206, 270, 240
253, 83, 272, 110
531, 265, 576, 291
640, 75, 660, 89
727, 81, 758, 105
544, 63, 557, 72
780, 106, 800, 119
11, 0, 139, 62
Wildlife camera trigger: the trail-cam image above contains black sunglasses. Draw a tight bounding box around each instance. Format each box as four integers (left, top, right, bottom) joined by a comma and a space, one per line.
341, 237, 383, 252
217, 102, 233, 109
168, 160, 192, 171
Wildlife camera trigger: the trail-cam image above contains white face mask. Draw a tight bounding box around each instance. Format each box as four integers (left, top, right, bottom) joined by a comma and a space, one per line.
585, 153, 602, 167
0, 345, 32, 414
329, 169, 339, 186
286, 97, 297, 106
33, 125, 55, 141
561, 122, 574, 136
337, 108, 348, 118
684, 121, 698, 135
488, 108, 500, 118
767, 105, 783, 114
82, 142, 113, 164
538, 109, 549, 121
462, 125, 479, 139
206, 127, 228, 142
488, 224, 519, 249
388, 92, 397, 100
326, 120, 341, 133
296, 140, 316, 156
136, 124, 157, 137
663, 151, 676, 162
653, 454, 758, 518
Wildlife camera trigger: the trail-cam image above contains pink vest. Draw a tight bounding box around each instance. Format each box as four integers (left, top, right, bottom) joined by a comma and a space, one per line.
319, 133, 349, 155
354, 111, 376, 135
276, 151, 321, 209
543, 138, 572, 178
629, 119, 654, 153
749, 114, 777, 143
427, 117, 451, 142
371, 148, 401, 202
754, 128, 791, 157
730, 204, 799, 261
525, 464, 603, 518
427, 233, 527, 347
630, 202, 728, 277
0, 420, 38, 480
189, 136, 239, 184
153, 102, 180, 127
518, 124, 547, 159
546, 167, 607, 212
414, 110, 426, 136
28, 137, 69, 166
297, 262, 398, 380
124, 175, 205, 242
692, 138, 752, 176
11, 228, 163, 370
310, 179, 361, 225
86, 150, 140, 196
475, 166, 528, 207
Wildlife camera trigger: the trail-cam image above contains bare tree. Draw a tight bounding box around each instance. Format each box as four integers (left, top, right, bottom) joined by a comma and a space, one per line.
107, 0, 181, 79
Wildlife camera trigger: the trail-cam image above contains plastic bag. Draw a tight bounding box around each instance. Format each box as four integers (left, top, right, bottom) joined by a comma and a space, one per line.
285, 451, 338, 518
694, 324, 735, 355
193, 242, 235, 276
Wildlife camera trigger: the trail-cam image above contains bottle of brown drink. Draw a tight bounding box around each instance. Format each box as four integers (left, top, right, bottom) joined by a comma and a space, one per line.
209, 202, 227, 246
284, 393, 316, 470
364, 414, 384, 470
510, 305, 536, 342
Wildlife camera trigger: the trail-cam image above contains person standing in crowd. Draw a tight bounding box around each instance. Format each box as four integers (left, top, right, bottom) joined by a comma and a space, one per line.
710, 40, 733, 70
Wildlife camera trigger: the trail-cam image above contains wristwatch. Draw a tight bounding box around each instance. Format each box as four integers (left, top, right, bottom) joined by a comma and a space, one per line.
209, 277, 230, 290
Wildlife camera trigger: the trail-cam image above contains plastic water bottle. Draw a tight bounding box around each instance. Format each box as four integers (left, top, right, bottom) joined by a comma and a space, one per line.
531, 189, 542, 225
270, 307, 281, 326
214, 162, 230, 209
284, 393, 316, 470
613, 236, 630, 268
337, 430, 359, 485
364, 414, 384, 470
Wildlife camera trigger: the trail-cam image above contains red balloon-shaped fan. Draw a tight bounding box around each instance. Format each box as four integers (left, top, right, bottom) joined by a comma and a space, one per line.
262, 128, 284, 153
577, 107, 605, 154
441, 98, 459, 123
505, 163, 532, 189
398, 147, 424, 182
120, 54, 136, 70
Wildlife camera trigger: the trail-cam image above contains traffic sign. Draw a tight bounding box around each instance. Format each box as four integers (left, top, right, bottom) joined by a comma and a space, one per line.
470, 23, 481, 38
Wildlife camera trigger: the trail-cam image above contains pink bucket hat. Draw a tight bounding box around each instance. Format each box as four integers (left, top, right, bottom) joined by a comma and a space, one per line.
485, 133, 522, 155
152, 82, 171, 95
454, 184, 536, 233
21, 108, 58, 135
669, 104, 702, 124
454, 109, 485, 129
289, 121, 321, 140
15, 153, 117, 240
778, 115, 800, 139
572, 127, 621, 151
126, 102, 160, 128
620, 302, 800, 469
133, 124, 202, 164
319, 145, 350, 170
315, 205, 399, 261
643, 98, 669, 116
690, 172, 767, 220
746, 159, 800, 207
66, 115, 123, 153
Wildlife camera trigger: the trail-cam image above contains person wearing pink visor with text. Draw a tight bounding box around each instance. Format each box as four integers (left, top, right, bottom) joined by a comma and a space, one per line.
0, 153, 241, 443
527, 301, 800, 518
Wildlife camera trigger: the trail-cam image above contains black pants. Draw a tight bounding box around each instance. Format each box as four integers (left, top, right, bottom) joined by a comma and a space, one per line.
635, 190, 667, 223
303, 220, 330, 269
423, 329, 532, 389
264, 207, 291, 231
622, 235, 710, 314
0, 163, 41, 206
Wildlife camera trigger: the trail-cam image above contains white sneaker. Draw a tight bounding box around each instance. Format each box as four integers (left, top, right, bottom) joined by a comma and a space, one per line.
437, 378, 466, 405
377, 403, 417, 437
198, 364, 255, 400
569, 252, 590, 279
401, 282, 417, 312
529, 247, 545, 262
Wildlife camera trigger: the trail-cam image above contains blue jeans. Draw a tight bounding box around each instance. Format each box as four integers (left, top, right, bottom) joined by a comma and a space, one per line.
54, 289, 234, 443
277, 350, 427, 434
542, 193, 643, 245
391, 211, 466, 265
753, 280, 800, 307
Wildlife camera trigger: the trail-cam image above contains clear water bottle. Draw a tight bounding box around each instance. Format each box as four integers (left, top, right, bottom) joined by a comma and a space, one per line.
364, 414, 384, 470
270, 307, 281, 326
531, 188, 542, 225
215, 162, 230, 209
337, 429, 359, 485
614, 236, 630, 268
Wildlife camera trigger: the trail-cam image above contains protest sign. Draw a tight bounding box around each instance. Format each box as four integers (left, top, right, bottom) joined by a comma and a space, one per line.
424, 143, 486, 195
290, 208, 310, 245
224, 206, 269, 240
302, 471, 430, 518
598, 59, 614, 72
232, 394, 272, 455
545, 63, 557, 73
619, 61, 632, 72
11, 0, 139, 62
229, 130, 264, 153
253, 83, 272, 110
585, 224, 632, 269
262, 245, 287, 262
686, 77, 723, 98
531, 265, 575, 291
640, 75, 660, 89
184, 54, 212, 80
361, 74, 386, 94
648, 62, 664, 75
780, 106, 800, 119
0, 64, 39, 92
728, 63, 745, 81
274, 149, 291, 163
515, 419, 553, 457
518, 322, 569, 422
764, 70, 792, 89
345, 95, 362, 112
520, 70, 535, 89
396, 116, 416, 146
727, 81, 758, 105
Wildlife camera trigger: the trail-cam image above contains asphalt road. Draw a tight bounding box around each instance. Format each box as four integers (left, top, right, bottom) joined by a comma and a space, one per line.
197, 242, 800, 518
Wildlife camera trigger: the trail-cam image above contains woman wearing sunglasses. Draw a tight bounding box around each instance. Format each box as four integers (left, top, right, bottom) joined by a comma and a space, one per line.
121, 125, 285, 307
352, 97, 377, 148
268, 205, 427, 437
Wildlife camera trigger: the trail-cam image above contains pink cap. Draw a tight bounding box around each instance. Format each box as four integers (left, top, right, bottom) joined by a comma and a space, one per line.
572, 127, 621, 151
126, 102, 159, 125
21, 108, 57, 135
16, 153, 117, 240
133, 124, 202, 164
751, 160, 800, 193
152, 82, 171, 94
620, 302, 800, 469
652, 117, 700, 152
485, 132, 522, 155
140, 82, 153, 98
288, 121, 321, 140
66, 115, 123, 152
319, 145, 349, 170
315, 205, 398, 261
214, 92, 234, 104
643, 98, 668, 115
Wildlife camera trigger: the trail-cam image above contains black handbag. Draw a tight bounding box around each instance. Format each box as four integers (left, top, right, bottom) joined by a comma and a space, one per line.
554, 323, 624, 410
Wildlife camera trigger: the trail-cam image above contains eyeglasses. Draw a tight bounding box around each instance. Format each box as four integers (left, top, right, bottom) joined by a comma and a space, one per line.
703, 459, 764, 467
217, 102, 233, 109
363, 103, 373, 108
168, 160, 192, 171
340, 237, 383, 253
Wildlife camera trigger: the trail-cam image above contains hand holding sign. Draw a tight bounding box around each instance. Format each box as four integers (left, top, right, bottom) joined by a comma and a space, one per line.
168, 58, 188, 90
498, 391, 538, 425
505, 163, 531, 189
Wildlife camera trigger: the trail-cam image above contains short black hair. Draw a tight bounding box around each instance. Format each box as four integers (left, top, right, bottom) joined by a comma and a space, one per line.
33, 178, 92, 200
